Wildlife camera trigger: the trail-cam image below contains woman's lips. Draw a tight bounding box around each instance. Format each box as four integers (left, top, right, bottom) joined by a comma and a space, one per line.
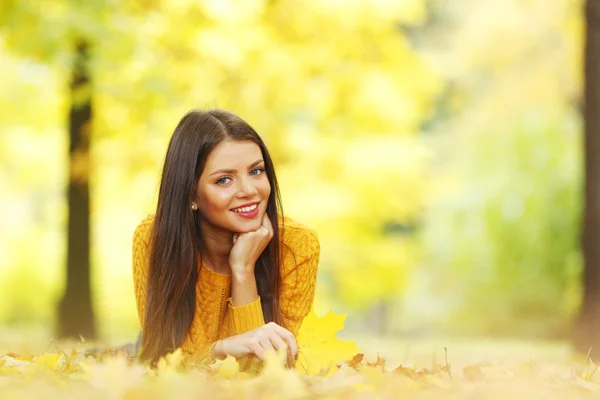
231, 202, 260, 219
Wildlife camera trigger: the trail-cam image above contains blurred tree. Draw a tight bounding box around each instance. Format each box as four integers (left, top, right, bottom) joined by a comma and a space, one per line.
0, 1, 160, 339
57, 41, 95, 339
574, 0, 600, 358
0, 1, 99, 337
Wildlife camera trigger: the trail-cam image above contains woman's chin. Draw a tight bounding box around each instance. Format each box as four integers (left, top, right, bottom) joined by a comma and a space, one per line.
232, 220, 262, 234
229, 210, 265, 233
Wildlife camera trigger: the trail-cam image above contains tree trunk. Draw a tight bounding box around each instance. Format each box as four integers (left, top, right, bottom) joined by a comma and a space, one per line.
574, 0, 600, 358
56, 41, 96, 340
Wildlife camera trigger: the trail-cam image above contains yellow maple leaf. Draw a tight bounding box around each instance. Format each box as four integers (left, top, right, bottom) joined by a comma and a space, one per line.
295, 307, 360, 375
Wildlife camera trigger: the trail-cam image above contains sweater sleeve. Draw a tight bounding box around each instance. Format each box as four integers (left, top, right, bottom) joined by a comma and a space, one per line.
227, 296, 265, 335
279, 226, 320, 337
132, 215, 154, 328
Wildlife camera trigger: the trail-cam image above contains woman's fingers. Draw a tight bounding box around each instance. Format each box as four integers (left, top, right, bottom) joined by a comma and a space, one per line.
268, 331, 288, 355
257, 338, 276, 360
261, 212, 270, 228
272, 324, 298, 359
250, 340, 266, 360
261, 213, 274, 237
227, 324, 299, 362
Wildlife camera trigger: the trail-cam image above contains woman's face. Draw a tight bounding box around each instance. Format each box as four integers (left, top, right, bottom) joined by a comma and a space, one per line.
195, 139, 271, 234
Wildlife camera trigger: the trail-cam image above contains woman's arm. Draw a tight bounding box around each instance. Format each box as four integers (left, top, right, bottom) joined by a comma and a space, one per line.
228, 214, 273, 307
224, 214, 273, 335
225, 223, 320, 337
224, 222, 320, 337
230, 273, 260, 306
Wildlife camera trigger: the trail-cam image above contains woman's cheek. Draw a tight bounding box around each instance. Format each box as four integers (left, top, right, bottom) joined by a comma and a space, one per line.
259, 179, 271, 197
201, 190, 227, 218
216, 190, 235, 212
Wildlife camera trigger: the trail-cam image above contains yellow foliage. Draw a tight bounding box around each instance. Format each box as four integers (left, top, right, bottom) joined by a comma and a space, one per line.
295, 308, 360, 375
1, 339, 600, 399
32, 353, 61, 369
0, 0, 444, 334
213, 355, 240, 379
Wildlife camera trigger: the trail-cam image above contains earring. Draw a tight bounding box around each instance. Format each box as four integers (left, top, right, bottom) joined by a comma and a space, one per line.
191, 203, 197, 211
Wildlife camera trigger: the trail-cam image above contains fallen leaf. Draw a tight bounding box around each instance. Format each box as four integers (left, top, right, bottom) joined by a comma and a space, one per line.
295, 308, 360, 375
366, 354, 386, 371
33, 353, 61, 369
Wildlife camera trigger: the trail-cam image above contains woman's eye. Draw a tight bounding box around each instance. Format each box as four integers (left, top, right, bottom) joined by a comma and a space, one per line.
250, 168, 265, 176
216, 177, 231, 185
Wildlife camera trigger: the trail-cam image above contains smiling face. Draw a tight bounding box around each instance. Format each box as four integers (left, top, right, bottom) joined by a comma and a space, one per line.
194, 139, 271, 234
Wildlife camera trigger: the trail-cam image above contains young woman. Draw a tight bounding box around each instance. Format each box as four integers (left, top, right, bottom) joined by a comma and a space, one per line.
132, 109, 320, 365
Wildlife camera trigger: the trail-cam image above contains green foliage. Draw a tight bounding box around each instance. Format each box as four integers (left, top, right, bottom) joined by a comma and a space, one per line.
424, 111, 582, 336
419, 0, 583, 336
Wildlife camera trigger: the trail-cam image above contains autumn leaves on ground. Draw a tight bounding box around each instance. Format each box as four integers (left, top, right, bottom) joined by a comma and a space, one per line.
1, 310, 599, 399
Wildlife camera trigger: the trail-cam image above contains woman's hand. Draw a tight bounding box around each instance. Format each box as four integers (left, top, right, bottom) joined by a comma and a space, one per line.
211, 322, 298, 361
229, 213, 274, 280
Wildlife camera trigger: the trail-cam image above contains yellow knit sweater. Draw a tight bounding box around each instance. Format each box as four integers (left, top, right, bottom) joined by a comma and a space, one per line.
132, 214, 319, 364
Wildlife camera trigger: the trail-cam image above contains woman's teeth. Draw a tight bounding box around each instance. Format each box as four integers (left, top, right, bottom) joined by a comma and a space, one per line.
232, 204, 258, 213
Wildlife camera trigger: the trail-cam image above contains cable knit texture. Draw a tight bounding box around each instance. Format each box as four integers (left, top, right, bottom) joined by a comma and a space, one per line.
132, 214, 320, 365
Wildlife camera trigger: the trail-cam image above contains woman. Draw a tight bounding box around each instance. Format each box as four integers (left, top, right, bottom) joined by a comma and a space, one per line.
132, 109, 320, 366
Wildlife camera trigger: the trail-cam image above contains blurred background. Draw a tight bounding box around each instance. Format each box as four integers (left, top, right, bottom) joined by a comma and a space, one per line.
0, 0, 590, 357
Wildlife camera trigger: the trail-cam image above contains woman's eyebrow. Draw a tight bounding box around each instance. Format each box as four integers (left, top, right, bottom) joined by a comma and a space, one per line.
209, 159, 264, 176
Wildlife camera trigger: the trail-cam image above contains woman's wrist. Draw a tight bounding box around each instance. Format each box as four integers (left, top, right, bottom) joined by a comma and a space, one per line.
230, 271, 259, 306
230, 264, 255, 282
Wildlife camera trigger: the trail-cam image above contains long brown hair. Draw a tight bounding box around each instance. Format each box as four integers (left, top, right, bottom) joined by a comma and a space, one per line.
139, 109, 284, 363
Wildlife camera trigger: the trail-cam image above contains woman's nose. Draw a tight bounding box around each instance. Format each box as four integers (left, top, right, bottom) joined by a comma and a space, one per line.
236, 178, 257, 197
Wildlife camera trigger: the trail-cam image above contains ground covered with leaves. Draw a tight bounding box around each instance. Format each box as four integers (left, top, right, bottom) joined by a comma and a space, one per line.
1, 311, 599, 399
